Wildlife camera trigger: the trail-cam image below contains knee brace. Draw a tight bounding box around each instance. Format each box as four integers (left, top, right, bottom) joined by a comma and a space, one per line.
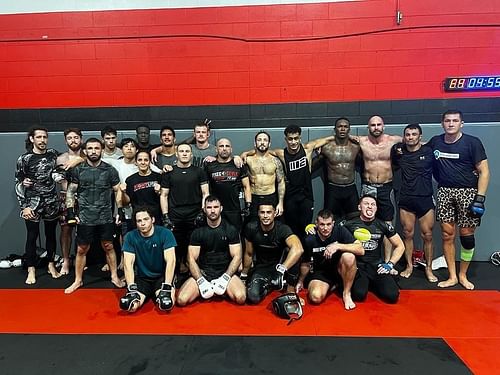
460, 235, 475, 261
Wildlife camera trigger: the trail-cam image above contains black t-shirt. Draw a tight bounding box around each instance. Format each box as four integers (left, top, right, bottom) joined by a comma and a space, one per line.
343, 217, 396, 266
160, 165, 208, 221
205, 160, 247, 212
190, 220, 240, 272
244, 220, 294, 267
303, 222, 355, 271
284, 145, 313, 200
428, 133, 487, 188
391, 143, 434, 196
125, 171, 162, 221
69, 161, 120, 225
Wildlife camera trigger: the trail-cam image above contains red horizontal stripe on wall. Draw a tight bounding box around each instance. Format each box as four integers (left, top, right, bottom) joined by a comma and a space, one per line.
0, 1, 499, 109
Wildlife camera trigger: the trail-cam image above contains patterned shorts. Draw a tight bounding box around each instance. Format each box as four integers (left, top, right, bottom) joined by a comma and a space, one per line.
436, 187, 480, 227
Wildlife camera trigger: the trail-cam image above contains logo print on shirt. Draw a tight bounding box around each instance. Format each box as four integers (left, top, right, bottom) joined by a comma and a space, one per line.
288, 156, 307, 171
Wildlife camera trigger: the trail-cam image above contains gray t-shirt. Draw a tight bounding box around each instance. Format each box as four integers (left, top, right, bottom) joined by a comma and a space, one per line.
191, 144, 216, 168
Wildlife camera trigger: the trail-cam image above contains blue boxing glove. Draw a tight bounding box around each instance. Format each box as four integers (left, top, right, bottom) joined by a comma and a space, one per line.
377, 261, 394, 275
469, 194, 485, 218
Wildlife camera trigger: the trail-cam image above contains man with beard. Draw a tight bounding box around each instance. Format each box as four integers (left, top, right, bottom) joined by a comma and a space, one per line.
160, 143, 210, 274
321, 118, 362, 220
391, 124, 437, 282
101, 126, 122, 162
244, 131, 286, 219
56, 128, 84, 275
205, 138, 251, 231
297, 209, 363, 310
357, 116, 402, 260
64, 138, 125, 294
16, 127, 61, 284
154, 125, 177, 170
242, 202, 303, 304
177, 195, 246, 306
344, 195, 405, 304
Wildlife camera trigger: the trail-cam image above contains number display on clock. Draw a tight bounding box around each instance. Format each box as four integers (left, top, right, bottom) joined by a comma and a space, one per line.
444, 76, 500, 91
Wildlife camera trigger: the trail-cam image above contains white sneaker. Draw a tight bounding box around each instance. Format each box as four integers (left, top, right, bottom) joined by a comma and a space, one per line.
431, 255, 447, 270
11, 259, 22, 267
0, 260, 12, 269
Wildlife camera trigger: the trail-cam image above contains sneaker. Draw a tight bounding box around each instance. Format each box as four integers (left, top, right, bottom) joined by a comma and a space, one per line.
0, 260, 12, 269
431, 255, 447, 270
11, 259, 22, 267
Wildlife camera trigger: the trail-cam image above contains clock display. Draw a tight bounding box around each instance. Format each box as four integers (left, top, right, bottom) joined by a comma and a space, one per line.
444, 76, 500, 92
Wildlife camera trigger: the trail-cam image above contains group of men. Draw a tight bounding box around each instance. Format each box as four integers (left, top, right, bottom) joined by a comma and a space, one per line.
15, 109, 489, 314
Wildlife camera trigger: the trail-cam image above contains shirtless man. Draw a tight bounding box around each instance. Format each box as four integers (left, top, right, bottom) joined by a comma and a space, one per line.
321, 118, 361, 220
56, 128, 84, 275
357, 116, 402, 260
244, 131, 286, 219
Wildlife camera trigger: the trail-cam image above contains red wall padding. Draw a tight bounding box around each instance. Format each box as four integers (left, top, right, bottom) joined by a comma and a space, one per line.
0, 0, 499, 108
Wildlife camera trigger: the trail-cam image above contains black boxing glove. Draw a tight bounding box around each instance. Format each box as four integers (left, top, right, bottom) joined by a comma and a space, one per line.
163, 213, 174, 230
194, 211, 206, 227
242, 202, 251, 217
156, 283, 174, 311
270, 263, 287, 290
469, 194, 485, 218
119, 283, 141, 312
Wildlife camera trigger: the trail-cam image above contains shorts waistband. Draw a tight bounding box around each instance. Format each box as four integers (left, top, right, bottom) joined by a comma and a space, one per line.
362, 181, 392, 188
328, 182, 355, 187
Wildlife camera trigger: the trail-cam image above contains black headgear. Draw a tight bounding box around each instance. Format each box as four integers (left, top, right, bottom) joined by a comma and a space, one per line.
272, 293, 303, 324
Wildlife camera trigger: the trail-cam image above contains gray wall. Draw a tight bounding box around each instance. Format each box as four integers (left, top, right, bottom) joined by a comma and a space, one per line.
1, 122, 498, 260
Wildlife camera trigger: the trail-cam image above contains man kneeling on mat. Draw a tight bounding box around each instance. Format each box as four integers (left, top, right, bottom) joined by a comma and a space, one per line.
177, 195, 246, 306
298, 209, 364, 310
242, 202, 303, 304
120, 206, 177, 313
343, 195, 405, 304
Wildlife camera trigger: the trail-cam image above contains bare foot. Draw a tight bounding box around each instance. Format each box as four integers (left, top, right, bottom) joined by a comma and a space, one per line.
48, 263, 61, 279
64, 280, 83, 294
101, 263, 110, 272
60, 260, 71, 275
400, 266, 413, 278
458, 275, 475, 290
111, 277, 125, 288
425, 267, 438, 283
438, 278, 458, 288
25, 267, 36, 285
343, 292, 356, 310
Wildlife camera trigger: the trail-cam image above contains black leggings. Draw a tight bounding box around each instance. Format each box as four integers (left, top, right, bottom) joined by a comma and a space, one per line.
351, 263, 399, 304
24, 219, 58, 268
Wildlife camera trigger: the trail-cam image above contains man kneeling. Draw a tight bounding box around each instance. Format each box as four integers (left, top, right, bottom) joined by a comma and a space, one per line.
120, 206, 177, 313
177, 195, 246, 306
298, 209, 364, 310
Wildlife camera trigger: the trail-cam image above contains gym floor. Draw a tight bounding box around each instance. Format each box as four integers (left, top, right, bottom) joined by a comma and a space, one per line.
1, 262, 498, 375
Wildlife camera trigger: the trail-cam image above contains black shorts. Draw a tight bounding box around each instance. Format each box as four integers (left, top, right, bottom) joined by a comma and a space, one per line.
399, 194, 435, 219
76, 223, 115, 246
324, 183, 359, 218
201, 267, 226, 282
304, 268, 339, 288
361, 182, 395, 221
136, 275, 164, 300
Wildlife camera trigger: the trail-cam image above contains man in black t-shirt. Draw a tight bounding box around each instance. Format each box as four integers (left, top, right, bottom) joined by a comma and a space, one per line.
297, 209, 363, 310
177, 195, 246, 306
205, 138, 252, 231
64, 138, 125, 294
343, 195, 405, 304
160, 143, 209, 273
124, 150, 162, 225
391, 123, 437, 282
427, 110, 489, 290
242, 202, 303, 304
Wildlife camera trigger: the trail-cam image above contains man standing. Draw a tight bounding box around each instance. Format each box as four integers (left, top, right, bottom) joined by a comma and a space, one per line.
428, 110, 489, 290
135, 124, 156, 152
154, 125, 177, 169
120, 207, 176, 313
101, 126, 122, 162
190, 121, 217, 168
56, 127, 83, 275
344, 195, 405, 304
244, 131, 286, 218
64, 138, 125, 294
321, 117, 361, 220
391, 124, 437, 282
297, 209, 363, 310
160, 143, 210, 273
205, 138, 252, 231
177, 195, 246, 306
242, 202, 303, 304
15, 127, 61, 284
